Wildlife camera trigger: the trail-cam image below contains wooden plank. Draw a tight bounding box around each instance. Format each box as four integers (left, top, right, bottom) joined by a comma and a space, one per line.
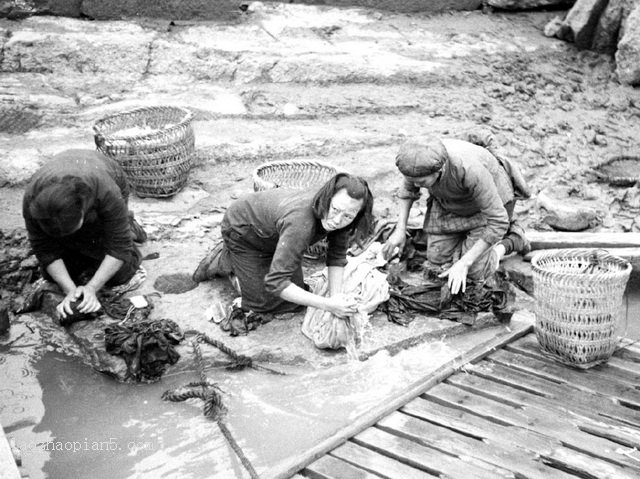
330, 441, 435, 479
353, 427, 513, 479
465, 360, 640, 428
446, 371, 640, 451
540, 447, 640, 479
614, 340, 640, 364
487, 349, 640, 409
0, 426, 20, 479
402, 396, 561, 455
425, 382, 640, 471
526, 232, 640, 250
304, 454, 383, 479
507, 335, 640, 388
403, 397, 640, 478
261, 315, 534, 479
378, 411, 577, 479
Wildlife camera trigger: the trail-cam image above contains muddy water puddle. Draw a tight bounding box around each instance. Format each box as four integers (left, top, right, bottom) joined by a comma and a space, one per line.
2, 284, 638, 478
0, 314, 464, 478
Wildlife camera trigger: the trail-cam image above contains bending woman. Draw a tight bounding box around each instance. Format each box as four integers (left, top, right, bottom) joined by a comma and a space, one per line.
193, 173, 374, 318
22, 149, 144, 319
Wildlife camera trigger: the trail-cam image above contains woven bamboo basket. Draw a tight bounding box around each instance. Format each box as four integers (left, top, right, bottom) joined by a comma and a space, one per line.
531, 249, 631, 369
253, 160, 343, 258
93, 106, 195, 198
591, 153, 640, 187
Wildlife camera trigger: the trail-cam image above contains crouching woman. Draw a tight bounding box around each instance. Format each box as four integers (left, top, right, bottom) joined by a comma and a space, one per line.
194, 173, 374, 318
22, 149, 144, 320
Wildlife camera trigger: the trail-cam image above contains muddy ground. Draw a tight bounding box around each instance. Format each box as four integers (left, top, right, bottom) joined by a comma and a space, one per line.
0, 2, 639, 363
1, 3, 640, 362
1, 4, 640, 478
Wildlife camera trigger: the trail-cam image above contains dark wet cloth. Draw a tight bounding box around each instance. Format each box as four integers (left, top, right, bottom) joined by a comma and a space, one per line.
221, 188, 349, 313
382, 272, 514, 326
105, 319, 184, 382
22, 149, 140, 285
219, 306, 274, 336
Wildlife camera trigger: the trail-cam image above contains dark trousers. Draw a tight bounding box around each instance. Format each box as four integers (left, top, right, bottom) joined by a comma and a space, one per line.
43, 246, 141, 287
222, 226, 304, 314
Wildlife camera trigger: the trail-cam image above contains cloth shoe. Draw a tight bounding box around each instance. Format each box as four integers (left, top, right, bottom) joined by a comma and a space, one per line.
192, 241, 233, 283
111, 266, 147, 296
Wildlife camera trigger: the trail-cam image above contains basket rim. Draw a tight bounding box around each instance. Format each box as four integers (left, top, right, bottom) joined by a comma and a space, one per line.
531, 248, 632, 278
591, 153, 640, 184
253, 159, 344, 174
252, 159, 347, 191
93, 106, 194, 143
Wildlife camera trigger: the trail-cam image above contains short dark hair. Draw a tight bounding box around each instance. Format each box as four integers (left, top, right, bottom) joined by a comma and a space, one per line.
312, 173, 374, 244
29, 176, 91, 237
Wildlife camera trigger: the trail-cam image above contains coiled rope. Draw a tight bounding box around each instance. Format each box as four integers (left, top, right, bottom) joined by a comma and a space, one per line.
161, 339, 259, 478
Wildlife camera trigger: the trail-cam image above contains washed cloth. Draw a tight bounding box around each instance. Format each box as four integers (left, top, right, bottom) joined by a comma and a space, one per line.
105, 319, 184, 382
220, 188, 350, 313
302, 245, 390, 350
383, 274, 514, 326
219, 306, 273, 337
22, 149, 142, 286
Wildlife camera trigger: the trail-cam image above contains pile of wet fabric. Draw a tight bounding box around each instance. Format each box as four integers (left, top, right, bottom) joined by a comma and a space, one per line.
1, 229, 39, 307
105, 318, 184, 382
302, 244, 390, 352
219, 305, 273, 337
382, 267, 515, 326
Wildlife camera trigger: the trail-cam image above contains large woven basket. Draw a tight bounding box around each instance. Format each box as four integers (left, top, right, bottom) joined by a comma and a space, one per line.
253, 159, 342, 192
93, 106, 195, 198
531, 249, 631, 369
253, 160, 343, 258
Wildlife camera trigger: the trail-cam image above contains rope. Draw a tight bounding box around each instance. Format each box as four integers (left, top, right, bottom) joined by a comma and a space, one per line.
218, 420, 260, 478
198, 332, 286, 376
161, 339, 259, 479
191, 339, 209, 386
198, 333, 252, 369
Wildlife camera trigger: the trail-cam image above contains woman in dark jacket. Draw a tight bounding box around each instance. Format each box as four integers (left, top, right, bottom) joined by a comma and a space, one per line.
22, 149, 143, 319
194, 173, 374, 317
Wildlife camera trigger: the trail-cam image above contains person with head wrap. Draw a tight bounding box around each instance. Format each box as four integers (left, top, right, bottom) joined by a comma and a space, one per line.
193, 173, 374, 318
381, 138, 530, 295
22, 149, 145, 320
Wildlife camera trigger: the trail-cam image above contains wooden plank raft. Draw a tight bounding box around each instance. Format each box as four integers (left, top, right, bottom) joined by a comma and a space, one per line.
296, 331, 640, 479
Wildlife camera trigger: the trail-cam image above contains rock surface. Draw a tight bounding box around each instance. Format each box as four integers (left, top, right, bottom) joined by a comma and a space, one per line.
487, 0, 573, 9
592, 0, 636, 53
616, 1, 640, 85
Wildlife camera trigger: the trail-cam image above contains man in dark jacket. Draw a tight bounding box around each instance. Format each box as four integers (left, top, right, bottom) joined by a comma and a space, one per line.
382, 138, 530, 295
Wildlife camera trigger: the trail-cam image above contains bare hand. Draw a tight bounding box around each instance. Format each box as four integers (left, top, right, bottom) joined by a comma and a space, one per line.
75, 285, 101, 313
326, 293, 359, 318
438, 260, 469, 295
381, 229, 406, 261
57, 290, 79, 319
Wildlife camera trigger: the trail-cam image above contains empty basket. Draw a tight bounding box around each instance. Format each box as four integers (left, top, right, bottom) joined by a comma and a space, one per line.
253, 160, 344, 259
253, 159, 343, 192
94, 106, 195, 198
531, 249, 631, 369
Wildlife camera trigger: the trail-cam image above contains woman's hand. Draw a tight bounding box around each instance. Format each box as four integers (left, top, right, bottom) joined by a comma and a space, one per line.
75, 285, 101, 313
381, 229, 406, 260
56, 285, 101, 319
438, 259, 469, 295
325, 293, 359, 318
